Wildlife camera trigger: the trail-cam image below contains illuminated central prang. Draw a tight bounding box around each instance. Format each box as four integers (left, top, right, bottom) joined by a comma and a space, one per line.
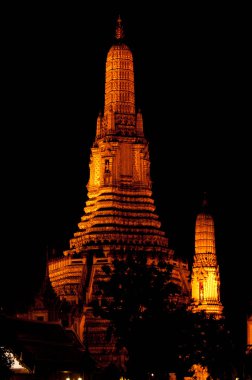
48, 16, 190, 368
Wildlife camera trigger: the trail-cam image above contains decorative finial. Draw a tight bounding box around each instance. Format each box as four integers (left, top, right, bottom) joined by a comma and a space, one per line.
202, 191, 208, 208
115, 15, 124, 40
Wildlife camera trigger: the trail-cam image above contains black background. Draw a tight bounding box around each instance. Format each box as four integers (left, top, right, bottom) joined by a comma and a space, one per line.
1, 3, 251, 344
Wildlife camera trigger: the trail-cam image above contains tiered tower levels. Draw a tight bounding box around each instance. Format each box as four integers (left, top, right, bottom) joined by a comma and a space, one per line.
68, 17, 168, 253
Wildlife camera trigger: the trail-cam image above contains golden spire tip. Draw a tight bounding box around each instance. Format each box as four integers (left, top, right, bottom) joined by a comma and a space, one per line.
115, 15, 124, 40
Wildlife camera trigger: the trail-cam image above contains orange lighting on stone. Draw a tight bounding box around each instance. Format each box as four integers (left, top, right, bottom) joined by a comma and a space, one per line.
190, 194, 223, 317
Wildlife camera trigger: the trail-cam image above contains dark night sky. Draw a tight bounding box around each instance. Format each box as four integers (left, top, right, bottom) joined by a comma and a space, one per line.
1, 4, 251, 338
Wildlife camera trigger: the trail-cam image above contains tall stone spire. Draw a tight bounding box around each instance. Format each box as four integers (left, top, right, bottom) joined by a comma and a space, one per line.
48, 16, 190, 368
190, 192, 223, 318
67, 15, 167, 253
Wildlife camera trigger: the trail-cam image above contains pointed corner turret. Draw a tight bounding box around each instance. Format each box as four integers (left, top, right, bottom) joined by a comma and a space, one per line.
45, 245, 49, 279
190, 192, 224, 318
115, 15, 124, 40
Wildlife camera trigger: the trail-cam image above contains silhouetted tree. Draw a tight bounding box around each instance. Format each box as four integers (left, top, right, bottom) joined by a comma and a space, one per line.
0, 314, 14, 380
0, 348, 13, 380
175, 311, 239, 379
93, 252, 183, 378
93, 252, 239, 379
245, 350, 252, 379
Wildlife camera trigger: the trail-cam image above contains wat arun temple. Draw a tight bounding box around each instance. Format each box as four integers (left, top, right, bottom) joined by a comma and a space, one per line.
18, 17, 224, 371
